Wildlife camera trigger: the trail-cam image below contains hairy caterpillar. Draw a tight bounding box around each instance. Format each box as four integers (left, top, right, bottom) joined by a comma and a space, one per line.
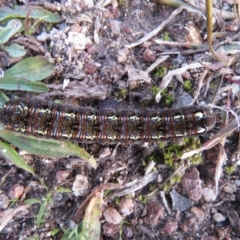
0, 98, 216, 143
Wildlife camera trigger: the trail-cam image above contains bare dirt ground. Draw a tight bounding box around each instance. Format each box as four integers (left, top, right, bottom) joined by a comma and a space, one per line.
0, 0, 240, 239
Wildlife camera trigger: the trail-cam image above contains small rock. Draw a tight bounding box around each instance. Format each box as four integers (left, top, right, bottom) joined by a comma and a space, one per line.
170, 189, 192, 212
84, 63, 97, 74
9, 184, 24, 199
163, 220, 178, 234
213, 212, 226, 223
0, 193, 9, 209
191, 207, 205, 224
119, 197, 134, 217
143, 49, 156, 63
202, 187, 215, 202
67, 32, 89, 51
181, 167, 202, 201
56, 170, 70, 183
182, 71, 191, 80
144, 202, 164, 226
110, 20, 121, 35
103, 207, 123, 224
205, 237, 218, 240
227, 210, 240, 233
235, 180, 240, 187
224, 183, 237, 194
180, 223, 189, 232
157, 174, 163, 183
235, 62, 240, 75
99, 147, 111, 158
127, 67, 151, 90
123, 225, 134, 238
117, 48, 129, 64
72, 174, 88, 197
173, 88, 193, 108
37, 32, 49, 41
70, 23, 82, 33
102, 222, 120, 237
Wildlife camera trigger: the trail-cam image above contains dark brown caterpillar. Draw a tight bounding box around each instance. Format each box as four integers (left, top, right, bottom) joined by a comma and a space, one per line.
0, 98, 216, 143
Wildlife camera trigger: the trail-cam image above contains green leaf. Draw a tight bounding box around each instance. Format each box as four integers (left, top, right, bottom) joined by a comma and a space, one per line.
81, 192, 103, 240
5, 56, 54, 81
0, 76, 49, 92
55, 187, 71, 193
0, 6, 62, 23
3, 44, 26, 58
0, 90, 9, 104
36, 191, 52, 227
0, 19, 22, 44
24, 198, 42, 205
0, 140, 35, 175
63, 141, 96, 167
0, 130, 96, 168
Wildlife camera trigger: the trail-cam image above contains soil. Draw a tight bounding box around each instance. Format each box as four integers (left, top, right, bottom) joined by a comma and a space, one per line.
0, 0, 240, 239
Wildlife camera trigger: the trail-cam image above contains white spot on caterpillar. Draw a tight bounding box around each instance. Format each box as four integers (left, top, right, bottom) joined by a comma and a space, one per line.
197, 127, 206, 133
195, 112, 205, 120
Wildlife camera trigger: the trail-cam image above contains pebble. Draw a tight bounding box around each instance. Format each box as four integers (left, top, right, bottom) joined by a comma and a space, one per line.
213, 212, 226, 223
72, 174, 88, 197
144, 202, 164, 226
119, 197, 134, 217
170, 189, 192, 212
103, 207, 123, 224
223, 183, 236, 194
109, 20, 121, 35
143, 49, 156, 63
123, 225, 134, 238
9, 184, 24, 199
181, 167, 202, 201
99, 147, 111, 158
157, 174, 163, 183
191, 207, 205, 224
56, 170, 70, 183
202, 187, 215, 202
0, 193, 9, 209
163, 220, 178, 234
234, 179, 240, 187
84, 63, 97, 74
102, 222, 120, 237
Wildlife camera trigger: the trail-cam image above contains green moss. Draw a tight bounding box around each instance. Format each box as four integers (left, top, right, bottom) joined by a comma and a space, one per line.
142, 160, 147, 167
149, 184, 157, 191
119, 0, 126, 6
151, 85, 159, 96
161, 89, 167, 95
104, 189, 111, 197
145, 152, 163, 165
170, 174, 182, 185
163, 183, 171, 192
115, 89, 128, 99
115, 197, 120, 205
159, 89, 174, 106
183, 80, 192, 91
154, 66, 167, 78
162, 137, 203, 169
225, 165, 236, 174
191, 154, 203, 165
161, 137, 204, 192
138, 195, 147, 204
163, 31, 170, 41
158, 142, 165, 149
164, 152, 174, 168
50, 228, 59, 237
164, 94, 174, 105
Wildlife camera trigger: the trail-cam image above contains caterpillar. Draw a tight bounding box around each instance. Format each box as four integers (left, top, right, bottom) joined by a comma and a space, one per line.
0, 98, 216, 143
